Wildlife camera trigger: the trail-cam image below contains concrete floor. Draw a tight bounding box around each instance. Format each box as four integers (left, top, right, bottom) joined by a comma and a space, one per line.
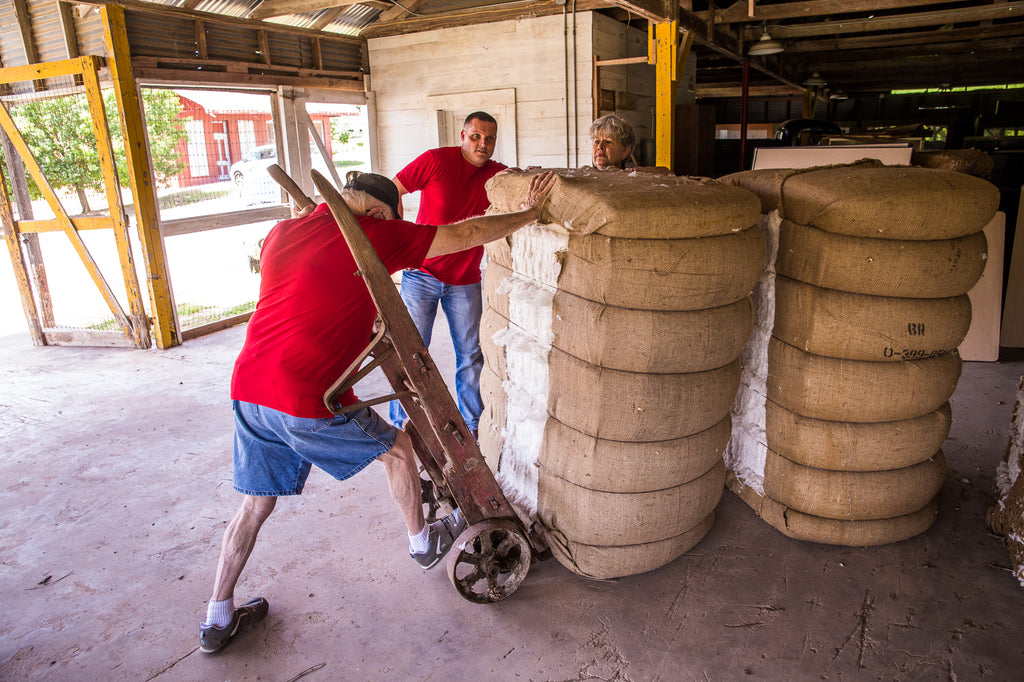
1, 321, 1023, 682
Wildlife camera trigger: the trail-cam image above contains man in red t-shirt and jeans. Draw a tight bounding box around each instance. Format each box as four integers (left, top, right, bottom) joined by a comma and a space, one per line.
390, 111, 506, 438
199, 171, 554, 654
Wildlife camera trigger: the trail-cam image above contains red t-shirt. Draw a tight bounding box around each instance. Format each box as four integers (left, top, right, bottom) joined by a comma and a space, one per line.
231, 203, 437, 418
395, 146, 506, 285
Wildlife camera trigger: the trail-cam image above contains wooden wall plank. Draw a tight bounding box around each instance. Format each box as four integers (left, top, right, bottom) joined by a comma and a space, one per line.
1001, 187, 1024, 348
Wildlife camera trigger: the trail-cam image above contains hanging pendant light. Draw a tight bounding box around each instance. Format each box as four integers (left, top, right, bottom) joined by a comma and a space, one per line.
748, 27, 784, 56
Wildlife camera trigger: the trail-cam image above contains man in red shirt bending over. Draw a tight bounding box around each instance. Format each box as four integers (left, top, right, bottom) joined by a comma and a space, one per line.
199, 171, 554, 654
390, 111, 506, 438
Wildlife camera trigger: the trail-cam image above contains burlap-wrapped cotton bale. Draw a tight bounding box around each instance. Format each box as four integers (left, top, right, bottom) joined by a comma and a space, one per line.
767, 400, 952, 472
544, 512, 715, 580
478, 366, 507, 472
913, 149, 993, 179
548, 349, 740, 441
729, 475, 938, 546
768, 338, 961, 423
480, 307, 508, 379
558, 228, 764, 311
486, 261, 752, 373
487, 226, 765, 312
720, 166, 812, 213
720, 160, 886, 215
486, 168, 761, 238
776, 221, 988, 298
986, 376, 1024, 588
772, 276, 973, 361
538, 460, 725, 545
763, 448, 946, 521
776, 165, 998, 239
539, 416, 730, 493
479, 170, 762, 578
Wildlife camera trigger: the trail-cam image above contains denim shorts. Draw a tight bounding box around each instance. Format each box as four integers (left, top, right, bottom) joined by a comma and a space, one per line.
232, 400, 397, 496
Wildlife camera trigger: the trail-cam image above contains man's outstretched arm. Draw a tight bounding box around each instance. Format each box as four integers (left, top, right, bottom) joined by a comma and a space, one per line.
425, 171, 555, 259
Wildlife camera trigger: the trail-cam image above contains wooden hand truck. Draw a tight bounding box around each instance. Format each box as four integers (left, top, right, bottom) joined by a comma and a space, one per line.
267, 164, 540, 603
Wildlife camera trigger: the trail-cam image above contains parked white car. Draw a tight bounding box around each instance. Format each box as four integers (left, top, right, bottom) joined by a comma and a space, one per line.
232, 144, 334, 205
230, 145, 277, 185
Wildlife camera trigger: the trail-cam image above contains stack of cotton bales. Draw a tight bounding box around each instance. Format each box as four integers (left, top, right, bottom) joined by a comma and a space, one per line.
480, 169, 763, 579
722, 162, 998, 545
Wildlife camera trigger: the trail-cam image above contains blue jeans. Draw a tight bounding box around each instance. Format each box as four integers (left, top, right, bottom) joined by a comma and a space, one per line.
390, 269, 484, 432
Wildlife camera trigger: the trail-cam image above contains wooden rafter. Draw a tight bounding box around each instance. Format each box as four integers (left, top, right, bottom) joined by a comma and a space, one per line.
250, 0, 370, 21
760, 3, 1024, 39
716, 0, 968, 24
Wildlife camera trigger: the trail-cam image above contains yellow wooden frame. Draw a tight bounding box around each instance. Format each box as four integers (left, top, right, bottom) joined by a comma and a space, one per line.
0, 55, 151, 347
102, 5, 178, 349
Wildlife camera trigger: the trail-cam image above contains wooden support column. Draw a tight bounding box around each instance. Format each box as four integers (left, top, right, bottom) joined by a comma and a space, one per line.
1, 131, 54, 332
0, 149, 44, 345
81, 57, 151, 348
649, 20, 678, 171
101, 5, 179, 348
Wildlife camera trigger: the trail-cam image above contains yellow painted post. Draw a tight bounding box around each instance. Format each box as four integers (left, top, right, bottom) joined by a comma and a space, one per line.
649, 21, 678, 171
80, 56, 151, 348
0, 100, 134, 336
101, 5, 179, 349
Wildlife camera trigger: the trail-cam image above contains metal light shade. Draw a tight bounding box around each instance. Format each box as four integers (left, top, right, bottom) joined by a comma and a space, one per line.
749, 31, 784, 56
804, 72, 827, 87
829, 89, 849, 101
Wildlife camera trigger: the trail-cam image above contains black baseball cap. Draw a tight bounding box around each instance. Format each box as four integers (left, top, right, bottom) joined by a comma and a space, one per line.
345, 172, 400, 218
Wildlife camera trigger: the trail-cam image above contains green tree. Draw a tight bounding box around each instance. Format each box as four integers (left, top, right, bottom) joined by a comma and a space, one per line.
12, 88, 187, 213
13, 93, 100, 212
331, 117, 351, 147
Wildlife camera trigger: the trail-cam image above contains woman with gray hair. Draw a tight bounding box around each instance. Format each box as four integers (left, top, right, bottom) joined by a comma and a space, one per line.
589, 113, 636, 170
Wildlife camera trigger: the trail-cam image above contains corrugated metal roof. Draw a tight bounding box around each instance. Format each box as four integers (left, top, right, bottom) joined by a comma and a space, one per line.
192, 0, 261, 20
319, 6, 380, 36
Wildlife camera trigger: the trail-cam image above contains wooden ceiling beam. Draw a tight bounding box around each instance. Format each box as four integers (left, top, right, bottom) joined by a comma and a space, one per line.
783, 22, 1024, 53
603, 0, 676, 23
716, 0, 967, 25
696, 84, 804, 98
784, 39, 1024, 65
362, 0, 606, 38
250, 0, 369, 21
377, 0, 428, 23
761, 3, 1024, 40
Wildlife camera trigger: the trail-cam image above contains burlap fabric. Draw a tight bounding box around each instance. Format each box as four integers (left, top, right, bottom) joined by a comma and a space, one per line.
539, 416, 730, 493
767, 338, 961, 423
728, 474, 938, 546
767, 400, 952, 472
772, 276, 972, 361
485, 168, 761, 238
722, 163, 998, 239
542, 512, 716, 580
547, 349, 740, 441
480, 170, 764, 578
538, 460, 725, 545
763, 449, 947, 520
484, 261, 752, 373
776, 221, 988, 298
488, 226, 765, 312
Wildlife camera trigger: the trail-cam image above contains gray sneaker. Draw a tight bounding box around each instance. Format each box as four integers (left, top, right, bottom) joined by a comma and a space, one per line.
199, 597, 268, 654
411, 509, 467, 569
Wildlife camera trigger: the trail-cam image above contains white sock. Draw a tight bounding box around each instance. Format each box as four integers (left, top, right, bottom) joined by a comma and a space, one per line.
409, 523, 430, 554
203, 597, 235, 629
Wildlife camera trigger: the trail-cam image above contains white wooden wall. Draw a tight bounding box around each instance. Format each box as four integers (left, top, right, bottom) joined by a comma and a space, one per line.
368, 12, 657, 215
